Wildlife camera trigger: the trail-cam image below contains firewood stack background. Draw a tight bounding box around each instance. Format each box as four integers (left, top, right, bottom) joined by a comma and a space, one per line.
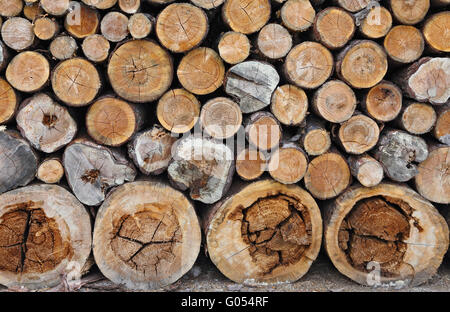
0, 0, 448, 291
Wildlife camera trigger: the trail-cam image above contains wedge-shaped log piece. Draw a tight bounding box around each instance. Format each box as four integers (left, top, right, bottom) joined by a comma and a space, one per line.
63, 139, 137, 206
168, 136, 234, 204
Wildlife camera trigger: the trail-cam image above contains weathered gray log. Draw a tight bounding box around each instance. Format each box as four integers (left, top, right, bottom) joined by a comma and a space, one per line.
63, 139, 137, 206
224, 60, 280, 114
0, 130, 38, 194
373, 129, 428, 182
394, 57, 450, 106
168, 136, 235, 204
127, 125, 177, 175
16, 93, 77, 153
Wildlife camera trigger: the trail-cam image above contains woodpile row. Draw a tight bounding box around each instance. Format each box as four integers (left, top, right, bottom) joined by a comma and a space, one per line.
0, 0, 448, 290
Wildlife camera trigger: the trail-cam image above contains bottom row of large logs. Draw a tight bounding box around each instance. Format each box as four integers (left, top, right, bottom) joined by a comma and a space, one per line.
0, 180, 447, 291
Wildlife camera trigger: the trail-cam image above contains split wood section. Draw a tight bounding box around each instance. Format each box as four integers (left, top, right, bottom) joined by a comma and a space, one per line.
204, 180, 322, 285
324, 183, 448, 287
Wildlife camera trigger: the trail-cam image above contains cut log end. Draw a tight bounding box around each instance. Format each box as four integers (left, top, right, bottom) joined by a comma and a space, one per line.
168, 137, 234, 204
0, 184, 92, 290
37, 158, 65, 184
225, 60, 280, 114
423, 12, 450, 52
304, 151, 351, 200
200, 97, 242, 139
119, 0, 140, 14
6, 51, 49, 93
271, 85, 308, 126
416, 146, 450, 204
33, 17, 59, 41
0, 0, 23, 17
336, 0, 371, 12
101, 12, 129, 43
359, 6, 392, 39
128, 13, 153, 40
236, 148, 267, 181
398, 102, 436, 135
374, 130, 429, 182
313, 7, 355, 49
63, 140, 137, 206
177, 47, 224, 95
86, 97, 140, 147
223, 0, 271, 34
157, 88, 200, 134
0, 78, 17, 124
52, 58, 101, 107
218, 31, 250, 65
268, 143, 308, 184
41, 0, 69, 16
338, 114, 380, 155
50, 36, 78, 61
325, 184, 449, 287
156, 3, 208, 53
0, 131, 38, 194
82, 0, 118, 10
300, 118, 332, 156
246, 112, 282, 151
396, 57, 450, 106
337, 40, 387, 89
23, 2, 42, 21
348, 154, 384, 187
363, 81, 402, 122
16, 93, 77, 153
108, 40, 173, 103
281, 0, 315, 32
64, 4, 99, 39
384, 25, 424, 64
93, 181, 201, 290
285, 42, 333, 89
390, 0, 430, 25
312, 80, 356, 123
128, 125, 177, 175
191, 0, 225, 9
82, 34, 110, 63
205, 180, 322, 285
2, 17, 34, 51
257, 23, 292, 59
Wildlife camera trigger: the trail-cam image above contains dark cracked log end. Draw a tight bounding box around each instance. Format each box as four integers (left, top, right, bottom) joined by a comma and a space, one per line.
324, 183, 449, 287
204, 179, 322, 285
0, 184, 91, 290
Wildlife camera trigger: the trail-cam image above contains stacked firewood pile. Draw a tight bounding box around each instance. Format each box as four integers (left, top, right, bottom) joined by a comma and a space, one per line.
0, 0, 448, 291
